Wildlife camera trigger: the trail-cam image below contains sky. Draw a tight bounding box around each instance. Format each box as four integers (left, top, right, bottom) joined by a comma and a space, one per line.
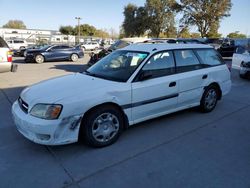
0, 0, 249, 37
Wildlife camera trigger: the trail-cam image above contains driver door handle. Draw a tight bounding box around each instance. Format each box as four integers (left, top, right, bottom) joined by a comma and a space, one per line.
202, 74, 208, 79
169, 82, 176, 87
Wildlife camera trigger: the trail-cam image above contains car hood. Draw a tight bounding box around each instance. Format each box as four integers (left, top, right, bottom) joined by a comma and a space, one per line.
20, 73, 115, 106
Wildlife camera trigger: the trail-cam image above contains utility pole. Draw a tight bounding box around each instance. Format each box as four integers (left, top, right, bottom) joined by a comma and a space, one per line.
75, 17, 82, 44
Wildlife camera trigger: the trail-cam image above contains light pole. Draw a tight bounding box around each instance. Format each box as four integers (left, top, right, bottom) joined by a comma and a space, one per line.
75, 17, 82, 44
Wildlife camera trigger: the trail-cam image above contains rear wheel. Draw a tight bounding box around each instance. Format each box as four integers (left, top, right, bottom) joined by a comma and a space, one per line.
35, 55, 44, 64
82, 105, 124, 147
71, 54, 79, 62
200, 85, 219, 113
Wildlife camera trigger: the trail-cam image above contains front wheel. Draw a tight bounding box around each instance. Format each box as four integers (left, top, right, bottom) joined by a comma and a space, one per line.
71, 54, 79, 62
200, 86, 219, 113
35, 55, 44, 64
82, 105, 124, 147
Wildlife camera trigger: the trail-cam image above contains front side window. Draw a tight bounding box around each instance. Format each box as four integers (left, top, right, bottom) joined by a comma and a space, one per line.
174, 50, 201, 73
86, 50, 148, 82
196, 49, 224, 66
51, 46, 62, 50
142, 51, 175, 78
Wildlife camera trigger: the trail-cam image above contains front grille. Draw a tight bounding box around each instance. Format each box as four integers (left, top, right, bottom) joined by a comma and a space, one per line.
18, 97, 28, 113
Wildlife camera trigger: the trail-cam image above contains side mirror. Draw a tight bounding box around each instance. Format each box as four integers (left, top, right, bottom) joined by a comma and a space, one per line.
138, 70, 153, 81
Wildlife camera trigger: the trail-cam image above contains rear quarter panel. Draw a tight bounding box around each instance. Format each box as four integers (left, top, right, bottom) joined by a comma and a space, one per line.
208, 64, 231, 96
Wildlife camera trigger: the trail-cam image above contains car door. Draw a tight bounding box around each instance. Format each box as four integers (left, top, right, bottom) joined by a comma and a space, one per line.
58, 45, 71, 59
131, 51, 178, 123
44, 46, 63, 60
174, 49, 208, 108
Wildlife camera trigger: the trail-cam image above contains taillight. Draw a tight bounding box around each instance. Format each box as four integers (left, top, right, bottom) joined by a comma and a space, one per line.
7, 51, 12, 62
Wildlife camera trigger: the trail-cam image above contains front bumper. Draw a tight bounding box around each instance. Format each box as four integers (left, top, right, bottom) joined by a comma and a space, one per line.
12, 101, 82, 145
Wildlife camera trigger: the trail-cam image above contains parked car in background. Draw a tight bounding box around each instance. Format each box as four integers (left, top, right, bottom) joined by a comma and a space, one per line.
0, 37, 17, 73
25, 44, 84, 63
81, 41, 100, 50
203, 38, 223, 49
232, 45, 250, 79
6, 39, 28, 55
12, 43, 231, 147
88, 37, 149, 66
20, 44, 48, 57
217, 38, 250, 58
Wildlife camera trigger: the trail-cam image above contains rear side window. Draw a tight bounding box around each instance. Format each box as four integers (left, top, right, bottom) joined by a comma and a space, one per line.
174, 50, 201, 73
196, 49, 223, 66
0, 37, 9, 48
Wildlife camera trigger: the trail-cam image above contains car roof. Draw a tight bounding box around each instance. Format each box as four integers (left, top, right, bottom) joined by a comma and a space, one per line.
121, 37, 150, 43
121, 43, 213, 53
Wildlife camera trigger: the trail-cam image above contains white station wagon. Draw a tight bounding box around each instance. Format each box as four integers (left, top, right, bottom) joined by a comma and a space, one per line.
12, 44, 231, 147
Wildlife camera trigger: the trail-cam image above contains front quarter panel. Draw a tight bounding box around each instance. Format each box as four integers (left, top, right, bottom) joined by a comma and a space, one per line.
57, 82, 132, 122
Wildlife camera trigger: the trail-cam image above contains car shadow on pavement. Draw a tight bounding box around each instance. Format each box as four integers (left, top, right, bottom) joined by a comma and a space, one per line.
51, 64, 89, 73
13, 58, 26, 64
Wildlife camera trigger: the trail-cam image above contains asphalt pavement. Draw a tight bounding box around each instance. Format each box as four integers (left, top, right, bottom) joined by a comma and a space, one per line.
0, 57, 250, 188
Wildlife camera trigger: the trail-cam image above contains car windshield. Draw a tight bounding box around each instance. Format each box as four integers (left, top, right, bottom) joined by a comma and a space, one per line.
85, 50, 149, 82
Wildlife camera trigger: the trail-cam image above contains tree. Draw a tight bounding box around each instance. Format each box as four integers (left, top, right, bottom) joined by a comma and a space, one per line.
59, 24, 110, 38
145, 0, 177, 37
95, 29, 109, 38
178, 27, 191, 38
134, 6, 148, 37
191, 32, 201, 38
59, 25, 75, 35
122, 4, 138, 37
178, 0, 232, 37
227, 31, 247, 38
207, 22, 222, 38
3, 20, 26, 29
78, 24, 96, 36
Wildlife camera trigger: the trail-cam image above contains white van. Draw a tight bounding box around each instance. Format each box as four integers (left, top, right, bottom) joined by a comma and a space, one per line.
12, 44, 231, 147
0, 37, 16, 73
7, 38, 28, 51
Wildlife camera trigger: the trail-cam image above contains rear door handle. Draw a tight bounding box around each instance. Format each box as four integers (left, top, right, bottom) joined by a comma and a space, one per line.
169, 82, 176, 87
202, 74, 208, 79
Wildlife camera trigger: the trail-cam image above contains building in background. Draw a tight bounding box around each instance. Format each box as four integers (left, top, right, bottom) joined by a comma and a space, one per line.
0, 28, 76, 45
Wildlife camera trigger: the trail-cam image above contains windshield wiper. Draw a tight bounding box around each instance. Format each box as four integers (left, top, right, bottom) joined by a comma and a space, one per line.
84, 70, 124, 82
84, 70, 97, 76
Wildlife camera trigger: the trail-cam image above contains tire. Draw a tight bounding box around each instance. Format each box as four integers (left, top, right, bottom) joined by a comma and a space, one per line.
200, 85, 219, 113
82, 105, 124, 147
71, 54, 79, 62
35, 54, 44, 64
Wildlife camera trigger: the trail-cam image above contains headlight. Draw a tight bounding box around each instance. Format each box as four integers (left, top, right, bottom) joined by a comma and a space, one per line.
30, 104, 62, 120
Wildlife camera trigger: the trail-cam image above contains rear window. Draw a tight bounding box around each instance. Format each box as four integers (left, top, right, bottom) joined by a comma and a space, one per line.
0, 37, 9, 48
196, 49, 224, 66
